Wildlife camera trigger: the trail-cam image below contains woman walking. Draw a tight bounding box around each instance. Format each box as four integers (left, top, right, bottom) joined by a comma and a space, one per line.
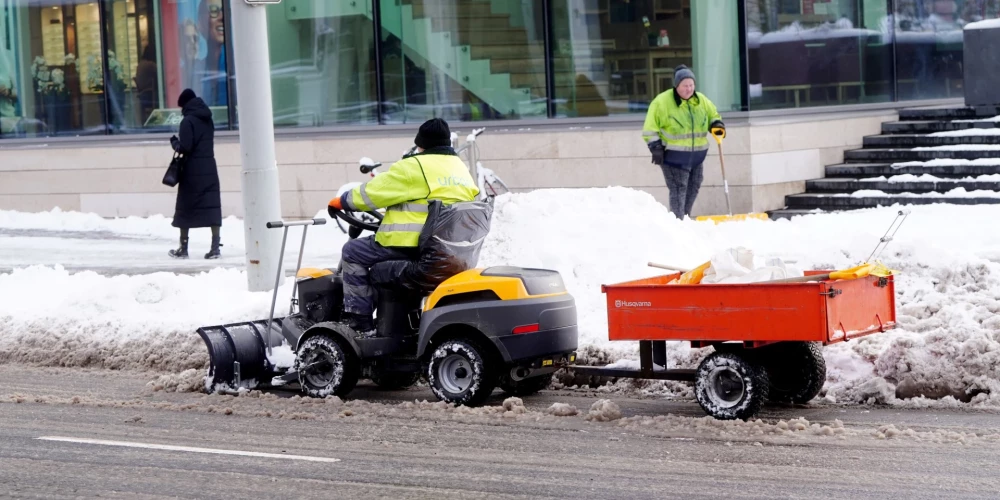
642, 65, 725, 219
169, 88, 223, 259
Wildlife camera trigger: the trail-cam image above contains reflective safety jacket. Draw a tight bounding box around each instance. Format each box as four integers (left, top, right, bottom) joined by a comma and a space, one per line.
340, 148, 479, 248
642, 90, 722, 169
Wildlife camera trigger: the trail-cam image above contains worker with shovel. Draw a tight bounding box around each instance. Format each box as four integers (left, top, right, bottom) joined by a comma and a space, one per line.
643, 65, 725, 219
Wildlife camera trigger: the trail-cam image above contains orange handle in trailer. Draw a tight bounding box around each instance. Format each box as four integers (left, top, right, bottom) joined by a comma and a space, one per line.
758, 264, 875, 284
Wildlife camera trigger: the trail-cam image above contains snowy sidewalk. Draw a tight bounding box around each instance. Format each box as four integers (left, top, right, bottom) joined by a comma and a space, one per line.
0, 214, 347, 276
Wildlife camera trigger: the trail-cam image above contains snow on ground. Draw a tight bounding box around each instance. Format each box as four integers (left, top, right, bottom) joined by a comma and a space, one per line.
840, 188, 1000, 198
930, 129, 1000, 137
954, 116, 1000, 123
3, 188, 1000, 408
913, 145, 1000, 151
892, 158, 1000, 168
861, 174, 1000, 183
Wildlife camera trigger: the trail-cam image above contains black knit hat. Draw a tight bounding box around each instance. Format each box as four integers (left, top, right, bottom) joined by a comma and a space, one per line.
177, 88, 197, 108
414, 118, 451, 149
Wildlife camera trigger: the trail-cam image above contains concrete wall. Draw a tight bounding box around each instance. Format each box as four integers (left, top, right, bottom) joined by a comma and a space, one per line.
0, 109, 897, 218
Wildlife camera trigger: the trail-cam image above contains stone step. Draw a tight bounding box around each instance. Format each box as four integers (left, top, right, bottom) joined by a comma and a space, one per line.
805, 178, 1000, 193
844, 148, 1000, 162
785, 193, 1000, 209
881, 120, 1000, 134
766, 208, 816, 219
898, 106, 1000, 121
863, 134, 1000, 147
826, 162, 1000, 177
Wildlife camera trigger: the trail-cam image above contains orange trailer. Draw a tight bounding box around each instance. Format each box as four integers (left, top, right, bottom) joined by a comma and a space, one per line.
571, 271, 897, 420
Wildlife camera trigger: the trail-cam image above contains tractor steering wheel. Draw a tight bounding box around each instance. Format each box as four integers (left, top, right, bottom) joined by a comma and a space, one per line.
328, 203, 383, 233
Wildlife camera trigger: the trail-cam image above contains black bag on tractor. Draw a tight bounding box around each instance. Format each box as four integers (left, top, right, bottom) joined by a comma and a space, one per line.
196, 169, 579, 406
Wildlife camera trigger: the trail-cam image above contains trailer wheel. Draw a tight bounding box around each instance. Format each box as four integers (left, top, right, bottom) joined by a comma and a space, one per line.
499, 373, 553, 396
695, 352, 769, 421
296, 334, 359, 398
428, 338, 495, 406
760, 342, 827, 404
370, 371, 420, 390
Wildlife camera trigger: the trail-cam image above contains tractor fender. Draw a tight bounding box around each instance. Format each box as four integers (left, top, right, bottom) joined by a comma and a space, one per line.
296, 322, 364, 359
416, 304, 514, 362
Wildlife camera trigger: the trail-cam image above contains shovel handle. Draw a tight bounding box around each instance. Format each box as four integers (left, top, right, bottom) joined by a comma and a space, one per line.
648, 262, 692, 272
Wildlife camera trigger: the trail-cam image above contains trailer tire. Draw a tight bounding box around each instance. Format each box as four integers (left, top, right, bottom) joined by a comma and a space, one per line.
761, 342, 826, 404
370, 371, 421, 390
499, 373, 553, 396
428, 338, 495, 407
296, 334, 359, 398
695, 352, 769, 421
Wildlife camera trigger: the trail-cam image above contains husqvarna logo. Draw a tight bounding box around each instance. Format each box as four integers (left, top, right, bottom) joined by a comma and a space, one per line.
615, 300, 652, 308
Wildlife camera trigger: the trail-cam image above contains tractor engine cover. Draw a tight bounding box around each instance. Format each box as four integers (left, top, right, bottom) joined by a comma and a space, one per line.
296, 270, 341, 323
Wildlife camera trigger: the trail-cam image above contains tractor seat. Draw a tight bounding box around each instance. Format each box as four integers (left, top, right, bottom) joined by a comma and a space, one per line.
369, 199, 492, 294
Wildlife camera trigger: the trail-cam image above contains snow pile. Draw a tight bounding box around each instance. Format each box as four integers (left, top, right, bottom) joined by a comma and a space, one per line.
930, 128, 1000, 137
893, 158, 1000, 168
862, 174, 1000, 183
585, 399, 623, 422
964, 18, 1000, 30
954, 116, 1000, 123
841, 188, 1000, 198
5, 189, 1000, 407
913, 145, 1000, 151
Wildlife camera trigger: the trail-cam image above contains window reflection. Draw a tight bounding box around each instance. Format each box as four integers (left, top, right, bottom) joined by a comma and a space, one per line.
893, 0, 1000, 100
746, 0, 893, 110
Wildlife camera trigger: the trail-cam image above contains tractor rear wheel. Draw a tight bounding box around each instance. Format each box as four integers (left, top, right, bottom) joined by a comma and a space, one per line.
428, 338, 495, 406
695, 351, 769, 421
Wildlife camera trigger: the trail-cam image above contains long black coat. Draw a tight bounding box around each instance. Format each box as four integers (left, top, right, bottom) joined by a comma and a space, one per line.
171, 97, 222, 228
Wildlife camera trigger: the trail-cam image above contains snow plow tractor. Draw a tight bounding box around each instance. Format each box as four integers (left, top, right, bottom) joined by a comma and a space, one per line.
197, 178, 578, 406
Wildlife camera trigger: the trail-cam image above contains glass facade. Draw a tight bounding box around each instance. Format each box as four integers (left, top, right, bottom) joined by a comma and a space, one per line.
0, 0, 998, 139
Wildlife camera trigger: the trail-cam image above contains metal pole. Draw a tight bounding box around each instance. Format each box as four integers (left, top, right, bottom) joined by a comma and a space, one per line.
228, 0, 283, 292
266, 226, 289, 357
289, 225, 308, 315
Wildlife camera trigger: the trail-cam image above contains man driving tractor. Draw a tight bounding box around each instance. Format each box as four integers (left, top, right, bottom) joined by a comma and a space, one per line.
328, 118, 480, 335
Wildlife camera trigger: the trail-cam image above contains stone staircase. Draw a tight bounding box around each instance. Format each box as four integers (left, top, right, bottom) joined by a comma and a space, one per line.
770, 105, 1000, 219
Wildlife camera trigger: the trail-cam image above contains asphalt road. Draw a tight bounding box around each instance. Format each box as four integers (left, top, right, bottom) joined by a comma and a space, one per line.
1, 366, 999, 499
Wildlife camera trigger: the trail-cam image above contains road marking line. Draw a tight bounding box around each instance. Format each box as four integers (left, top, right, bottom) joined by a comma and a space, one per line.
36, 436, 340, 463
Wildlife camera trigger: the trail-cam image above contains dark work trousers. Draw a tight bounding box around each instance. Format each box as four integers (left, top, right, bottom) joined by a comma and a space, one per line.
660, 163, 704, 219
341, 235, 415, 316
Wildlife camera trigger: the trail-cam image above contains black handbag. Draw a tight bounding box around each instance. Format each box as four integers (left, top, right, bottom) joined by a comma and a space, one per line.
162, 152, 183, 187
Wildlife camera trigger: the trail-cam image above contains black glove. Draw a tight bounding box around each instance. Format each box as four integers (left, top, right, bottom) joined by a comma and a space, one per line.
647, 140, 665, 165
710, 120, 726, 140
170, 135, 180, 152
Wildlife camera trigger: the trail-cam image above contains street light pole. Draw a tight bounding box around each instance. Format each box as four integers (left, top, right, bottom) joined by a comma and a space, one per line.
228, 0, 283, 292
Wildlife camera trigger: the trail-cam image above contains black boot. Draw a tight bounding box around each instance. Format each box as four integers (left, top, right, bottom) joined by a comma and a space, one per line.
168, 237, 189, 259
204, 236, 222, 259
343, 312, 375, 337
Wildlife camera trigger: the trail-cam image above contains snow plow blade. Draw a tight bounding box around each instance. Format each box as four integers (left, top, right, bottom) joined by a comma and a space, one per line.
197, 319, 287, 392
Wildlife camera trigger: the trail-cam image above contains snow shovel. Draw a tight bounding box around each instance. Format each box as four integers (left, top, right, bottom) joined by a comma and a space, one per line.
695, 129, 770, 223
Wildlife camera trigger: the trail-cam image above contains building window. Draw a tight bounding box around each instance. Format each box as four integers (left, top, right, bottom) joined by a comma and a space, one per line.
378, 0, 547, 123
0, 1, 109, 138
746, 0, 894, 109
893, 0, 1000, 101
263, 0, 378, 127
549, 0, 741, 116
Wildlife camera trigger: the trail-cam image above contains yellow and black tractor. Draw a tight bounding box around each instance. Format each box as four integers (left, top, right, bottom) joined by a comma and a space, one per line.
197, 194, 578, 406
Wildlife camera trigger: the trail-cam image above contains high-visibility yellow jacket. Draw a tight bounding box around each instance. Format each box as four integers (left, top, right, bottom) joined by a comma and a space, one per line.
642, 90, 722, 169
340, 149, 479, 247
